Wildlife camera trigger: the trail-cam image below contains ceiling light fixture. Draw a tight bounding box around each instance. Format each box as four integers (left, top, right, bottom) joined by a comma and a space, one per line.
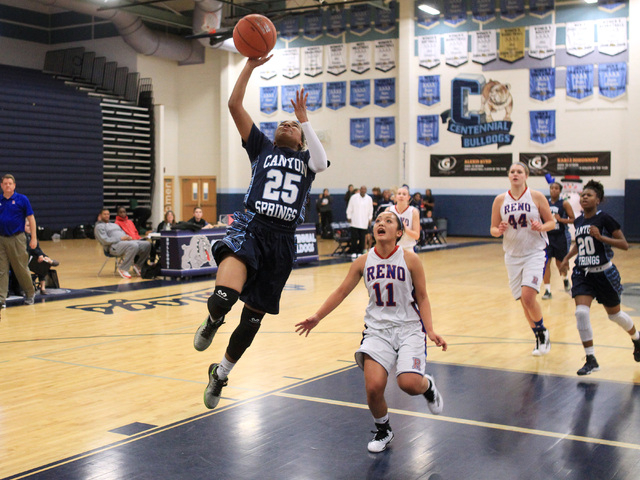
418, 1, 440, 15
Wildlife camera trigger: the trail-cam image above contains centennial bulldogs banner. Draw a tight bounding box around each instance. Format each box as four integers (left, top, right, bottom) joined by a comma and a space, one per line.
260, 122, 278, 142
472, 0, 496, 23
350, 118, 370, 148
417, 115, 439, 147
529, 68, 555, 101
471, 30, 497, 65
303, 46, 323, 77
598, 62, 627, 99
529, 110, 556, 144
528, 25, 556, 60
326, 44, 347, 76
519, 152, 611, 176
566, 65, 594, 100
281, 85, 300, 113
303, 83, 323, 111
350, 79, 371, 109
374, 78, 395, 107
374, 117, 395, 148
280, 48, 301, 79
430, 153, 513, 176
260, 86, 278, 114
326, 81, 346, 110
418, 35, 441, 69
418, 75, 440, 106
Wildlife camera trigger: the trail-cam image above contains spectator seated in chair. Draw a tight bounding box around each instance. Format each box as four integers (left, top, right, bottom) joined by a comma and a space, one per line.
24, 221, 59, 295
187, 206, 214, 230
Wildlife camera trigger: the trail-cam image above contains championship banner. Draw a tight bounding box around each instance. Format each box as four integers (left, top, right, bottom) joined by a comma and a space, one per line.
444, 32, 468, 67
472, 0, 496, 24
417, 7, 439, 30
303, 82, 323, 111
498, 27, 525, 63
598, 62, 627, 99
418, 35, 441, 69
374, 1, 396, 34
303, 46, 323, 77
529, 110, 556, 144
529, 0, 554, 18
374, 78, 395, 108
597, 0, 628, 13
280, 48, 301, 79
350, 4, 371, 36
566, 64, 594, 100
326, 81, 347, 110
374, 117, 396, 148
350, 118, 370, 148
597, 18, 627, 56
350, 79, 371, 109
528, 25, 556, 60
519, 152, 611, 176
259, 53, 277, 80
430, 153, 513, 176
259, 86, 278, 115
281, 85, 300, 113
444, 0, 467, 27
374, 39, 396, 72
417, 115, 439, 147
566, 22, 595, 58
500, 0, 525, 21
260, 122, 278, 142
303, 12, 324, 41
325, 9, 347, 38
418, 75, 440, 106
471, 30, 497, 65
326, 44, 347, 76
529, 67, 555, 101
350, 41, 372, 74
278, 17, 299, 41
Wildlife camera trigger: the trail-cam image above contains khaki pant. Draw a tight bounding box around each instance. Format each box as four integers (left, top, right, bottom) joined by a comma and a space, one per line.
0, 233, 35, 303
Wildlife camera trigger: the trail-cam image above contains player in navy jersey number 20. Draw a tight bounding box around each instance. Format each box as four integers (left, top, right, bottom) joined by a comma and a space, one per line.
560, 180, 640, 376
193, 55, 329, 409
296, 211, 447, 453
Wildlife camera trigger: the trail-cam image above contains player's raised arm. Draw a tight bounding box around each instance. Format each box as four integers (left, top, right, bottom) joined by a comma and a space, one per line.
292, 88, 328, 173
228, 56, 272, 142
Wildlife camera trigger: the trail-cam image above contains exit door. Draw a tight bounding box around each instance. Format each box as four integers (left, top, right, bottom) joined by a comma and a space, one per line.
180, 176, 217, 225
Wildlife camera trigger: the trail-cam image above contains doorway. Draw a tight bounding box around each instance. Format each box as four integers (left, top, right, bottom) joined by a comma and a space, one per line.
180, 176, 217, 225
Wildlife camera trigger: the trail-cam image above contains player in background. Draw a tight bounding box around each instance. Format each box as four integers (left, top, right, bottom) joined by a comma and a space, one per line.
193, 55, 328, 409
386, 185, 420, 251
295, 211, 447, 453
559, 180, 640, 375
490, 162, 556, 356
542, 182, 575, 299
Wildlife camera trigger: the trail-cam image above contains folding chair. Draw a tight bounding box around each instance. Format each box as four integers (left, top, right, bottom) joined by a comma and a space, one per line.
331, 222, 352, 255
98, 248, 124, 276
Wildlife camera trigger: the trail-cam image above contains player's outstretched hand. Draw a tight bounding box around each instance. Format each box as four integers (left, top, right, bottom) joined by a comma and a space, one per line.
295, 314, 320, 337
291, 87, 309, 123
247, 55, 272, 69
428, 332, 448, 352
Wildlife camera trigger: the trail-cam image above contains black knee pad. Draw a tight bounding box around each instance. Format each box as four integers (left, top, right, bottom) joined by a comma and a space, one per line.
207, 286, 239, 320
226, 306, 264, 361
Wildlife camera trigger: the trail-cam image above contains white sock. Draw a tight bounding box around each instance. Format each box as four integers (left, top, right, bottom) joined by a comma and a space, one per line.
544, 284, 551, 293
632, 331, 640, 341
374, 414, 389, 425
584, 346, 595, 356
216, 357, 235, 379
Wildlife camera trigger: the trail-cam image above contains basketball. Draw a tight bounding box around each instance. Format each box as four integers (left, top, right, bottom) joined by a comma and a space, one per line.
233, 14, 277, 58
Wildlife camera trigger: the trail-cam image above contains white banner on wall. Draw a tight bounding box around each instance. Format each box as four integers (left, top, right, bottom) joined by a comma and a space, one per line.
325, 44, 347, 76
280, 48, 301, 79
528, 25, 556, 60
374, 39, 396, 72
350, 41, 372, 74
418, 35, 440, 69
471, 30, 497, 65
303, 46, 323, 77
597, 18, 627, 56
444, 32, 468, 67
565, 21, 594, 58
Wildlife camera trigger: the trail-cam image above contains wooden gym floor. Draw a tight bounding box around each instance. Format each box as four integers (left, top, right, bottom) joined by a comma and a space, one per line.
1, 237, 640, 479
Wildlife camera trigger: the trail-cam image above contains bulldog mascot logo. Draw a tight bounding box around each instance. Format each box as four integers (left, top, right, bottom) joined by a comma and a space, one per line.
181, 235, 214, 270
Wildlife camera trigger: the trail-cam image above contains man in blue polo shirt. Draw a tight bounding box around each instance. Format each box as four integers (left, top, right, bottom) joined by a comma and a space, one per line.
0, 174, 37, 311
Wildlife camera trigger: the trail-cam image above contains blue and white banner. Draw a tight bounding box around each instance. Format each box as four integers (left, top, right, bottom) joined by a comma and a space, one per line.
303, 12, 324, 41
326, 44, 347, 76
374, 117, 395, 148
472, 0, 496, 23
528, 25, 556, 59
350, 4, 371, 36
417, 115, 439, 147
597, 18, 627, 56
350, 79, 371, 109
303, 46, 323, 77
260, 86, 278, 114
529, 68, 555, 101
597, 0, 628, 13
566, 65, 594, 100
374, 39, 396, 72
326, 81, 347, 110
417, 7, 439, 30
444, 0, 467, 27
281, 85, 300, 113
350, 118, 370, 148
418, 35, 441, 69
500, 0, 525, 21
529, 0, 554, 18
598, 62, 627, 99
418, 75, 440, 106
278, 17, 299, 41
350, 42, 371, 74
260, 122, 278, 142
303, 82, 323, 111
374, 78, 395, 107
529, 110, 556, 144
280, 48, 300, 79
374, 1, 396, 33
325, 9, 347, 38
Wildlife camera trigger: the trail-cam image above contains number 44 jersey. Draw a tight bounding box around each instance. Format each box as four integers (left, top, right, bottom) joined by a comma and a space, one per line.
500, 187, 549, 257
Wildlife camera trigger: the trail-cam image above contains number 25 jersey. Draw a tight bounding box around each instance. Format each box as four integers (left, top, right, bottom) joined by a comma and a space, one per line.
500, 187, 548, 257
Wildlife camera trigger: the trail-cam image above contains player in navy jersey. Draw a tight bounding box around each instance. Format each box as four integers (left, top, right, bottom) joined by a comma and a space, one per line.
542, 182, 575, 299
296, 211, 447, 453
560, 180, 640, 375
193, 55, 328, 409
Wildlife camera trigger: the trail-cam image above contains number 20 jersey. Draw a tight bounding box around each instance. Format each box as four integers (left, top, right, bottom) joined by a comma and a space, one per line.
573, 211, 619, 268
500, 187, 548, 257
243, 124, 317, 230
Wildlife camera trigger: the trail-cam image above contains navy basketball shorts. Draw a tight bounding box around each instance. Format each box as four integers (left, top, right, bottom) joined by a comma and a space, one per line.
545, 233, 570, 261
571, 264, 623, 308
